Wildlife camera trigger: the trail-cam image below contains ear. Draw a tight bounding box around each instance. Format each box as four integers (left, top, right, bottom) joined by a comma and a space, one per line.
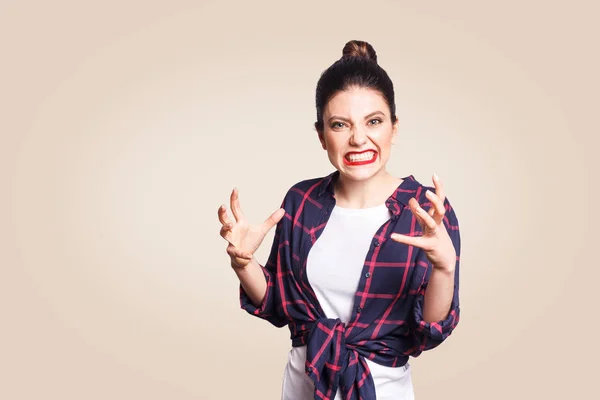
391, 118, 399, 144
317, 129, 327, 150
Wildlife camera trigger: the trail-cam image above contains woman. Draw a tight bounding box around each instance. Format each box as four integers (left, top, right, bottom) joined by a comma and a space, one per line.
217, 40, 461, 400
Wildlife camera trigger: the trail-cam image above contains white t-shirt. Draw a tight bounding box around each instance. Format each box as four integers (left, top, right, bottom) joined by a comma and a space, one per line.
281, 203, 415, 400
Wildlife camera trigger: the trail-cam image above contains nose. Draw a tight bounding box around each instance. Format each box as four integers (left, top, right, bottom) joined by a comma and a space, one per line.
349, 126, 368, 146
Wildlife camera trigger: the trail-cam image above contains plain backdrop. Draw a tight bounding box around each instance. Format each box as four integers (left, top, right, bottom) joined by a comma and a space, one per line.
1, 0, 598, 399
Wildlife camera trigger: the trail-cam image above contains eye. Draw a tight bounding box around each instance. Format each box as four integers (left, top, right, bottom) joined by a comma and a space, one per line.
369, 118, 382, 125
331, 122, 346, 129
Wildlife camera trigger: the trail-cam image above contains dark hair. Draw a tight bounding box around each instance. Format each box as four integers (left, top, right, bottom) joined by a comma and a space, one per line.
314, 40, 397, 133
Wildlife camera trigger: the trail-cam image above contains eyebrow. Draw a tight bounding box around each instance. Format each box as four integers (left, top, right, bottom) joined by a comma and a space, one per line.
328, 111, 385, 122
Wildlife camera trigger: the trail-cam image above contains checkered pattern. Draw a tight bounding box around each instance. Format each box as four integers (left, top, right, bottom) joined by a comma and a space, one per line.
240, 170, 461, 400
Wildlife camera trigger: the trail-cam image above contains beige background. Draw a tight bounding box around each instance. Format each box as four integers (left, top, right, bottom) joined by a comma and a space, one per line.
1, 0, 598, 399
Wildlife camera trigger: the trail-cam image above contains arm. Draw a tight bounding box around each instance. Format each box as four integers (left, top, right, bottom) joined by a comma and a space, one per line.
237, 194, 290, 328
234, 256, 267, 308
422, 262, 456, 322
389, 175, 461, 355
411, 199, 461, 353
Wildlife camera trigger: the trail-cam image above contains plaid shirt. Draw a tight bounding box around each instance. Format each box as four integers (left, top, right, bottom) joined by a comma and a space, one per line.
239, 170, 461, 400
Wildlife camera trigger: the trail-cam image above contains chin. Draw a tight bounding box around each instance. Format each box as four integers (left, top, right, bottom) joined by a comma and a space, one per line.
339, 165, 381, 181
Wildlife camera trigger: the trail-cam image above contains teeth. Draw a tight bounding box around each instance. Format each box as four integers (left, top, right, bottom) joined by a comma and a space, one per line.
347, 151, 375, 162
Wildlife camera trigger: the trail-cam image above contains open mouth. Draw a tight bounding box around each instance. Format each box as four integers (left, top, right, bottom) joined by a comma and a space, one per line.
344, 150, 378, 166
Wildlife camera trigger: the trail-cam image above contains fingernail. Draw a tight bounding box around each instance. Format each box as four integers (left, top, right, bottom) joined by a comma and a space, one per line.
433, 173, 439, 180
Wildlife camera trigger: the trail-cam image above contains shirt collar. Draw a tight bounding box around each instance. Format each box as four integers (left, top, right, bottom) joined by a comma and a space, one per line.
316, 170, 420, 216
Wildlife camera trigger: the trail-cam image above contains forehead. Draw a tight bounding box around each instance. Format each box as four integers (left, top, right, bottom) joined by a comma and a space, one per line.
324, 86, 388, 117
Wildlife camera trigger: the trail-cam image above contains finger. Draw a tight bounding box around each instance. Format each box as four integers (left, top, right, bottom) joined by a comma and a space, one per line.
405, 198, 429, 233
432, 173, 446, 205
230, 187, 246, 222
409, 198, 437, 233
218, 204, 234, 225
220, 222, 234, 240
425, 189, 445, 224
226, 244, 253, 260
389, 233, 426, 248
261, 208, 286, 234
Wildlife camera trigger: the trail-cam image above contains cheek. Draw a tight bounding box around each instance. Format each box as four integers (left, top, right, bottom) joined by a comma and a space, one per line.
372, 129, 394, 150
324, 134, 343, 152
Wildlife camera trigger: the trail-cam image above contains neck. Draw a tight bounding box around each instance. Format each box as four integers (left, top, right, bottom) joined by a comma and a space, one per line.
333, 169, 402, 209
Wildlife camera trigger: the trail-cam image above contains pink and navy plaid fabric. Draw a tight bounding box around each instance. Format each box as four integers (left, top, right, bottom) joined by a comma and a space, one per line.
239, 170, 461, 400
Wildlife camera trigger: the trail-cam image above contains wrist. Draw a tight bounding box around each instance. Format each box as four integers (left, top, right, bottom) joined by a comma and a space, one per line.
432, 263, 455, 274
231, 260, 248, 272
231, 255, 256, 272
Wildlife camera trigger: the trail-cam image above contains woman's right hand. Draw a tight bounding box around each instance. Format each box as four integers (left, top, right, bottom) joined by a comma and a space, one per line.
218, 187, 286, 270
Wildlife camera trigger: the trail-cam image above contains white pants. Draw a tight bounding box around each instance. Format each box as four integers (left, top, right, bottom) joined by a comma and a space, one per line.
281, 346, 415, 400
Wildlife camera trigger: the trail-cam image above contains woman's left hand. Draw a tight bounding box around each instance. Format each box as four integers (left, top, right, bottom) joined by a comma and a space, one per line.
390, 174, 456, 272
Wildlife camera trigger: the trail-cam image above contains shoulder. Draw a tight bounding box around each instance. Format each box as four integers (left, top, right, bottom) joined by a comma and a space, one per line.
279, 173, 333, 210
289, 176, 325, 192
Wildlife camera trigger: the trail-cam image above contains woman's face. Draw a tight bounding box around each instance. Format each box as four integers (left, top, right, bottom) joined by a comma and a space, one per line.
319, 86, 398, 182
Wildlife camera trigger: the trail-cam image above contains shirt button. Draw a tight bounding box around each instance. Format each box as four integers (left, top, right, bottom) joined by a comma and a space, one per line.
365, 272, 371, 278
357, 306, 362, 313
374, 241, 380, 247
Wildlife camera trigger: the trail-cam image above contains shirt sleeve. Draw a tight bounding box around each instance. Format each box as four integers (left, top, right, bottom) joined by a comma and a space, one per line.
410, 196, 461, 354
238, 191, 290, 328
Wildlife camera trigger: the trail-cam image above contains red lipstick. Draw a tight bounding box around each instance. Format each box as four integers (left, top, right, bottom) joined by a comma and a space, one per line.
343, 150, 378, 166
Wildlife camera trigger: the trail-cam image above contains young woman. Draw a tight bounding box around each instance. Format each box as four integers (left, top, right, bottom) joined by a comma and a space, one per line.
218, 40, 461, 400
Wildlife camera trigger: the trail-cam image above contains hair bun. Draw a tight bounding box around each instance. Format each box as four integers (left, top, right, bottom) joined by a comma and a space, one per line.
342, 40, 377, 63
